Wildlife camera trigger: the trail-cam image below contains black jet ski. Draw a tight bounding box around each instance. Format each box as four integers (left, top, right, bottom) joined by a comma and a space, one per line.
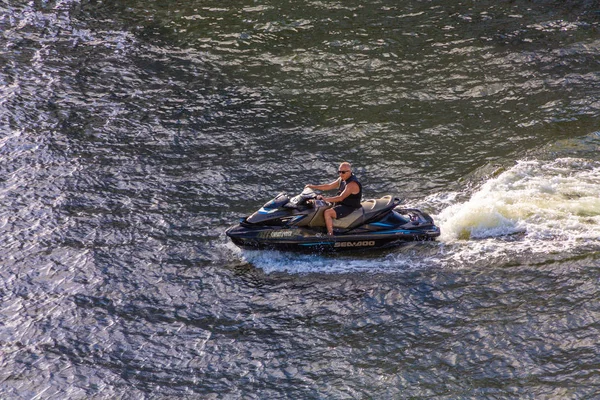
226, 188, 440, 252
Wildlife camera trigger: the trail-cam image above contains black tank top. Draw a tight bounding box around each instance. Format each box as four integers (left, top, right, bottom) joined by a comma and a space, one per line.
337, 174, 362, 208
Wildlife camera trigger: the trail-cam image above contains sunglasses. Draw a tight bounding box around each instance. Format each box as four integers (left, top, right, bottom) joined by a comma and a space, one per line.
338, 170, 350, 174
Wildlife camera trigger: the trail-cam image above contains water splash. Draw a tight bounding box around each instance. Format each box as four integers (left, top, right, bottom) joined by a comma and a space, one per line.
436, 158, 600, 248
222, 240, 442, 274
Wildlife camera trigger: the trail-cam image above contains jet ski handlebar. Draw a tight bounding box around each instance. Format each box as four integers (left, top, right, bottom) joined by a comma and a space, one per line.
286, 188, 334, 209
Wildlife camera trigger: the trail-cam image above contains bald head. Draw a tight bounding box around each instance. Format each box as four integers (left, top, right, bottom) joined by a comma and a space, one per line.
339, 162, 352, 172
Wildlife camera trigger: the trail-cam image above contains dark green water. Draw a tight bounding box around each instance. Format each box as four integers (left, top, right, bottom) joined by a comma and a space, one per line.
1, 0, 600, 398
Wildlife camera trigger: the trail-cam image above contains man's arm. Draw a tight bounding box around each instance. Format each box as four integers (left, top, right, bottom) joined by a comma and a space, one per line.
321, 181, 359, 203
306, 179, 340, 192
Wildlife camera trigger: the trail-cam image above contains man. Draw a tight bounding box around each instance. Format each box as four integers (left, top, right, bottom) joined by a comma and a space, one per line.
305, 162, 362, 236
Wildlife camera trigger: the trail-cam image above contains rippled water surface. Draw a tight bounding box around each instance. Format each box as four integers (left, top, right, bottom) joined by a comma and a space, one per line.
2, 0, 600, 398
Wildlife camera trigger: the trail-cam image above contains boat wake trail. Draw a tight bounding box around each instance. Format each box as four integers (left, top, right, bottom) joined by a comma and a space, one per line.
432, 158, 600, 265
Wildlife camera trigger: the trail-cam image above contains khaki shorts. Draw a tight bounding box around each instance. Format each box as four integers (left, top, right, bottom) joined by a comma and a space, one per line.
333, 204, 358, 219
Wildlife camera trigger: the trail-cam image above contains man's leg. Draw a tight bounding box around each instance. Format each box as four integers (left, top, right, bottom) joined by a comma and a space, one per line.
324, 208, 336, 235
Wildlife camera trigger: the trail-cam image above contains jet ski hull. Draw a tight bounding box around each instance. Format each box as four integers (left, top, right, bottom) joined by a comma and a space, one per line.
226, 220, 440, 252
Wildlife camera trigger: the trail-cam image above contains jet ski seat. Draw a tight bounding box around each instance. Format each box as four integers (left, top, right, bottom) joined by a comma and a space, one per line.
333, 195, 397, 229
